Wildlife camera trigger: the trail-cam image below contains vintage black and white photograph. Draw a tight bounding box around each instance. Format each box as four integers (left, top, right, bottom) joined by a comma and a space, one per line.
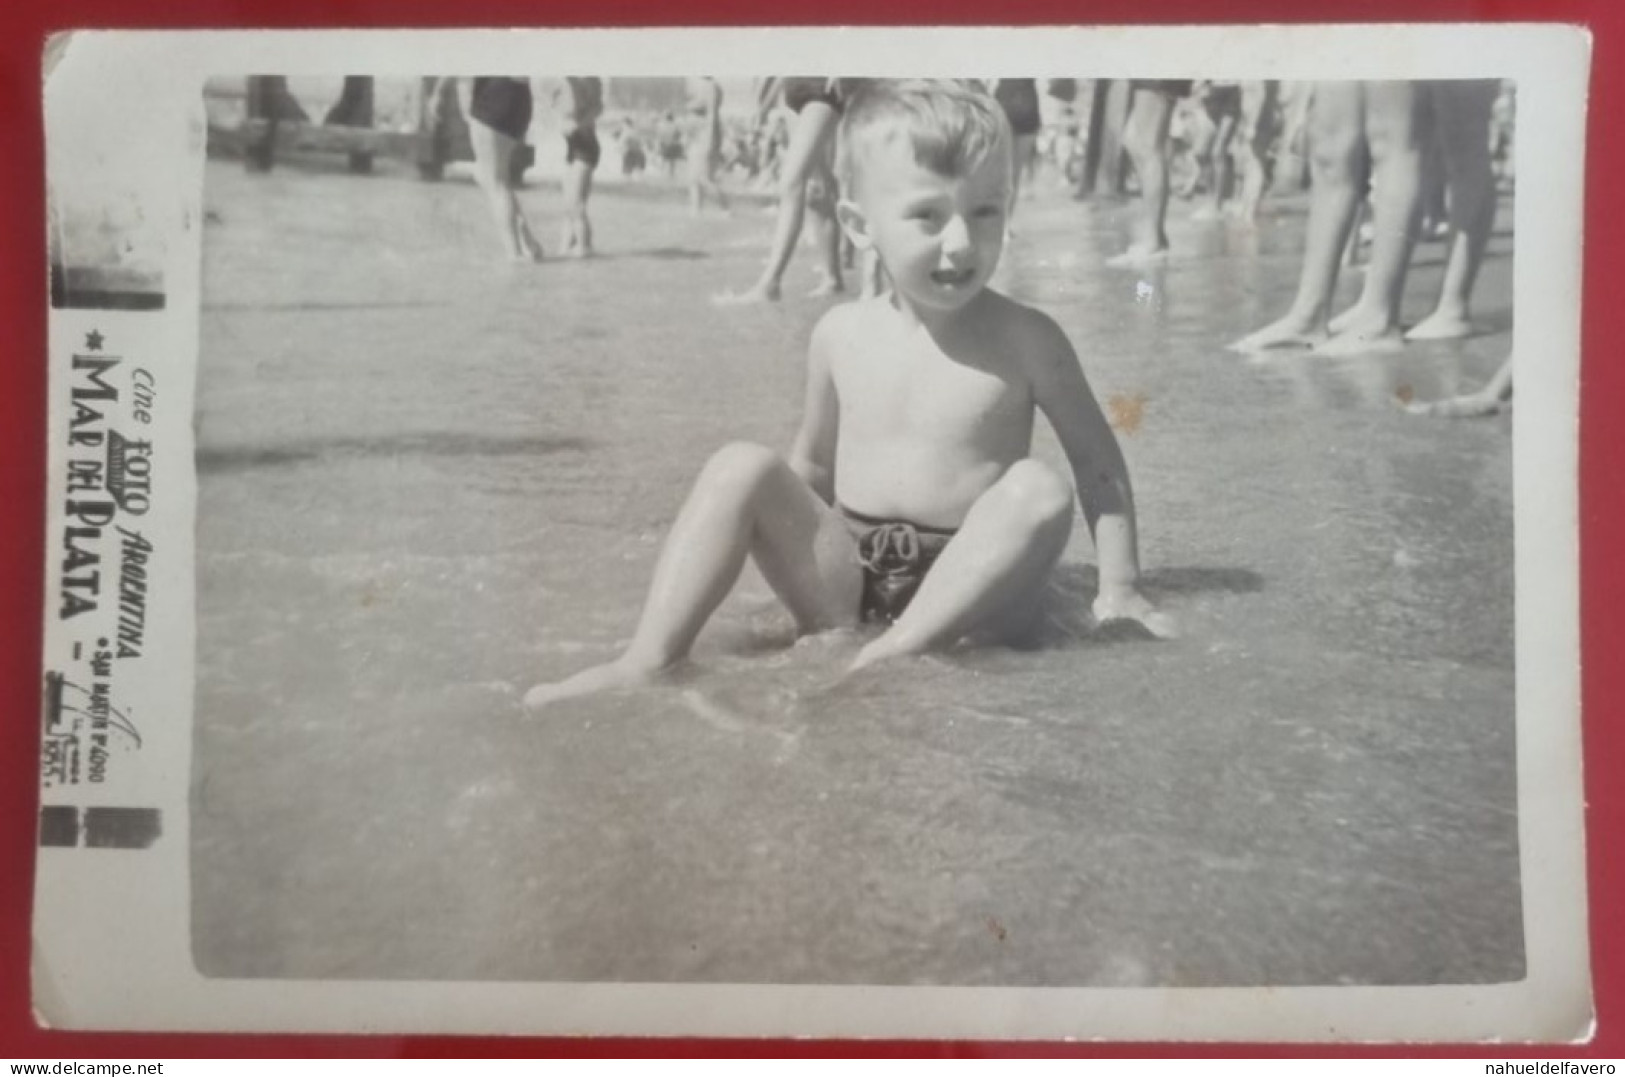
34, 27, 1590, 1040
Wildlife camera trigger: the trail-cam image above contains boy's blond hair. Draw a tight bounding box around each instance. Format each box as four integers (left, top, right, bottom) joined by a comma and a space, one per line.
836, 79, 1013, 197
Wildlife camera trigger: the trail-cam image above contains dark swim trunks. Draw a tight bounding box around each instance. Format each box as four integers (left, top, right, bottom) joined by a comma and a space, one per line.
565, 126, 601, 169
994, 78, 1042, 136
469, 78, 534, 142
782, 76, 844, 114
1129, 79, 1196, 98
840, 505, 958, 625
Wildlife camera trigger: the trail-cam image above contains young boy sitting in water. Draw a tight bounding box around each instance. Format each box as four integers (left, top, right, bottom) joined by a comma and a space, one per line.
526, 79, 1170, 710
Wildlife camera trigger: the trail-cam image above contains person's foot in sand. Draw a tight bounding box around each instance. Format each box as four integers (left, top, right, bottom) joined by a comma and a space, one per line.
1229, 313, 1327, 353
1404, 305, 1474, 341
1314, 324, 1406, 356
1320, 299, 1407, 354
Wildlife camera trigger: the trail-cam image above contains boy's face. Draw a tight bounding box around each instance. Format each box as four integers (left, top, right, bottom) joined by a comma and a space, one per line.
839, 131, 1011, 314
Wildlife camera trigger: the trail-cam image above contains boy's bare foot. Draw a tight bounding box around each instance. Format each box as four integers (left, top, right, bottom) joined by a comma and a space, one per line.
1228, 314, 1328, 354
1404, 309, 1474, 341
847, 634, 914, 675
1092, 589, 1179, 639
1105, 244, 1170, 269
713, 281, 782, 305
522, 658, 660, 712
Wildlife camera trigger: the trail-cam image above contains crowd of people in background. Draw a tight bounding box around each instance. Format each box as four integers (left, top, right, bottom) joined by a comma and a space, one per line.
443, 76, 1517, 414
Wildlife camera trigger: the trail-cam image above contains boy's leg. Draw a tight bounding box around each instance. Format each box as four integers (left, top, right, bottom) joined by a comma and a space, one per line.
1319, 80, 1427, 354
851, 459, 1074, 670
525, 442, 862, 708
1231, 81, 1365, 352
1408, 79, 1498, 340
714, 100, 840, 304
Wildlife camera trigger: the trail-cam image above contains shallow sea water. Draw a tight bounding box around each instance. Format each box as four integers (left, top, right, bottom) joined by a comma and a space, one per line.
193, 159, 1518, 986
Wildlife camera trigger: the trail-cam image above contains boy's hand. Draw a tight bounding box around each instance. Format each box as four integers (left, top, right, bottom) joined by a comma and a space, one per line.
1092, 586, 1178, 640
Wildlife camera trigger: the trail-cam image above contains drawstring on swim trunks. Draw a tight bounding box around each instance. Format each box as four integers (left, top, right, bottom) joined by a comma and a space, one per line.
838, 505, 957, 623
856, 521, 923, 575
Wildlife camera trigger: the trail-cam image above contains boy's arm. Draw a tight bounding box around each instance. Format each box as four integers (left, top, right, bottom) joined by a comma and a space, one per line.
1025, 313, 1175, 637
786, 311, 842, 503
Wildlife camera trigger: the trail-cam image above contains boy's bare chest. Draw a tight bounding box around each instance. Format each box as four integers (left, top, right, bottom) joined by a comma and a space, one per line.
832, 336, 1030, 437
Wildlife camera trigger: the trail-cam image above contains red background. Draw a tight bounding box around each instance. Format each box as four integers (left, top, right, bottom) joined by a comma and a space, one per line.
1, 0, 1616, 1059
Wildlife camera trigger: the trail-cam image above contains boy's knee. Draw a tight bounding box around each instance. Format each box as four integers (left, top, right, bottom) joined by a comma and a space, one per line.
999, 460, 1075, 532
699, 441, 780, 492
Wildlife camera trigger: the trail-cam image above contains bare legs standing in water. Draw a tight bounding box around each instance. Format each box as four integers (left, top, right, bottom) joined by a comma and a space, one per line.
1231, 81, 1428, 355
1406, 80, 1501, 341
714, 77, 845, 304
1107, 81, 1181, 268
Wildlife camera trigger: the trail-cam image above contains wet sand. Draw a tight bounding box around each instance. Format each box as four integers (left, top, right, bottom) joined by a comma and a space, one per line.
193, 160, 1518, 987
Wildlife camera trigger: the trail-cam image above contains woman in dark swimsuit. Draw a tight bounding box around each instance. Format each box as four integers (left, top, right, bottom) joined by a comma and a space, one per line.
459, 77, 544, 261
714, 77, 849, 304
